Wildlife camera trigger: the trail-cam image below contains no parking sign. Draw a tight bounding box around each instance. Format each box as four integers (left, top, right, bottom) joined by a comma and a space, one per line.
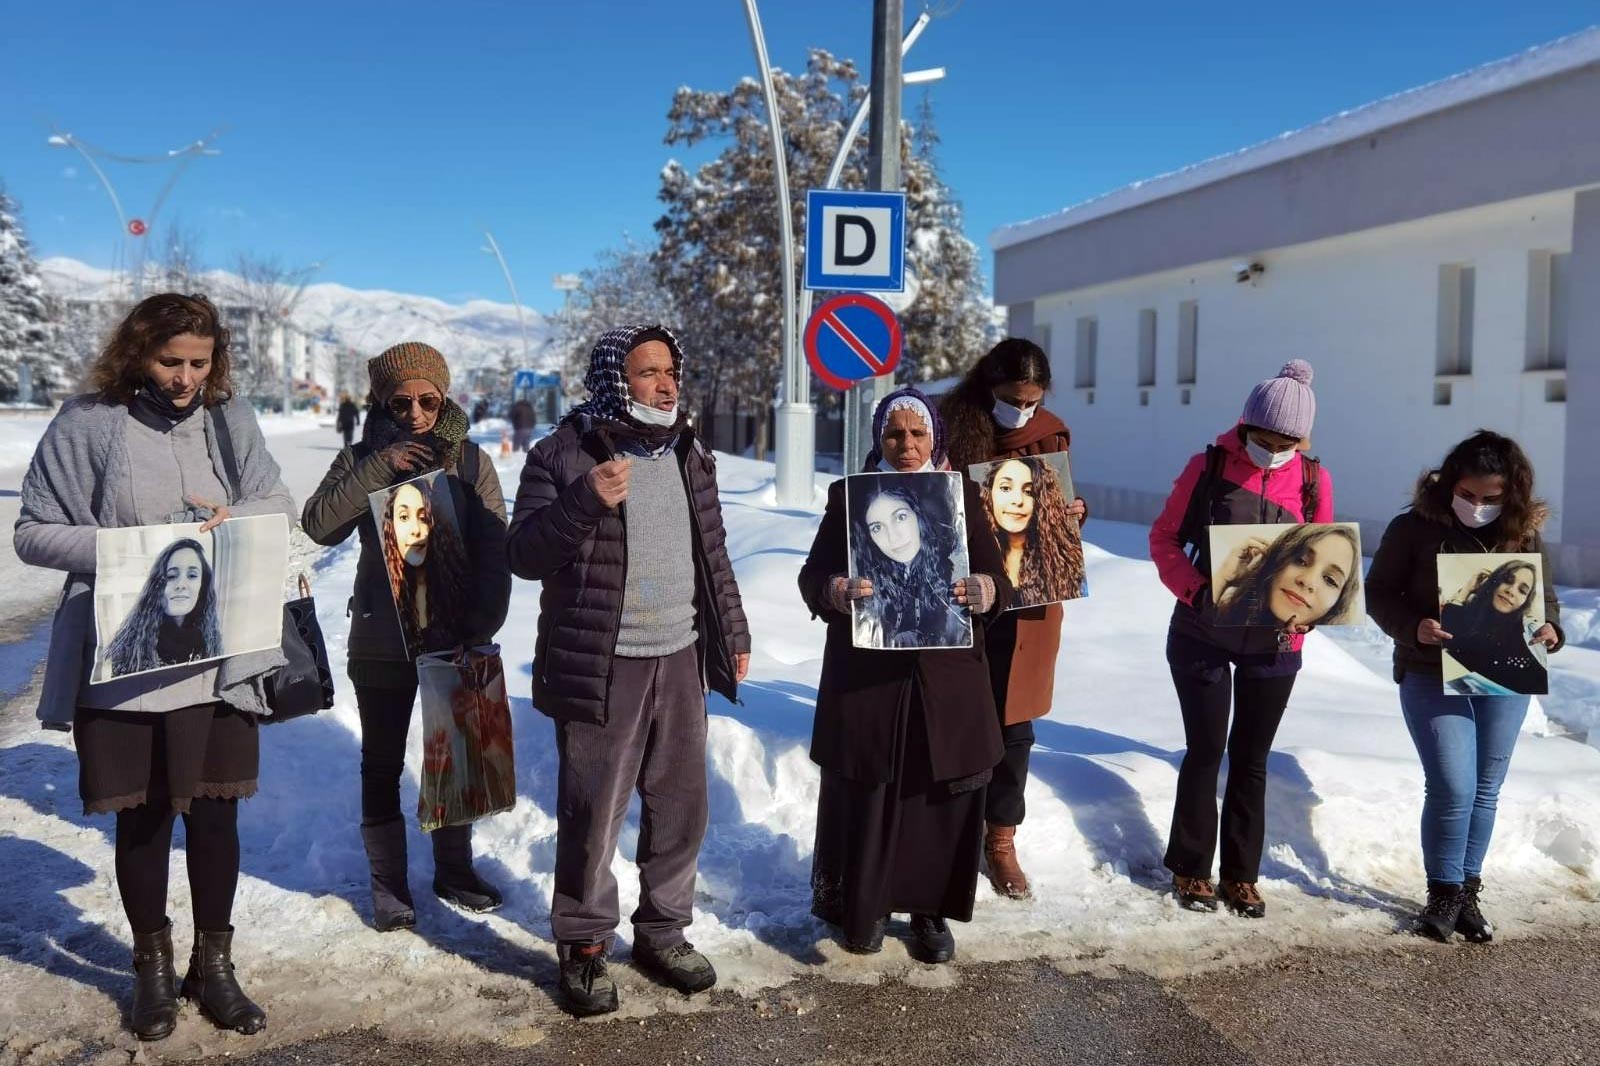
804, 293, 902, 392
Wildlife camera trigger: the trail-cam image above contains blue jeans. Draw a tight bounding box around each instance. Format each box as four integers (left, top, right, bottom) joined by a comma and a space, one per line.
1398, 672, 1529, 884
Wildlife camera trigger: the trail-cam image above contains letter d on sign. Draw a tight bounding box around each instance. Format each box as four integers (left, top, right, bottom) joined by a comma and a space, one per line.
834, 214, 876, 267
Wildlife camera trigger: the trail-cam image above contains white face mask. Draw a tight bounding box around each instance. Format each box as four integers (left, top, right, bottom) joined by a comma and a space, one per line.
991, 396, 1037, 431
628, 399, 678, 428
878, 455, 934, 473
1452, 495, 1503, 529
1245, 437, 1297, 470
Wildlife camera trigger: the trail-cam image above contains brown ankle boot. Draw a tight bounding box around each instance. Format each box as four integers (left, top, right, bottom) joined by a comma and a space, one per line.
983, 824, 1032, 900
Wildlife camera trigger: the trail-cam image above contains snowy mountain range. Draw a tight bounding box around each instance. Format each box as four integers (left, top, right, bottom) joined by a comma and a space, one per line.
38, 256, 559, 373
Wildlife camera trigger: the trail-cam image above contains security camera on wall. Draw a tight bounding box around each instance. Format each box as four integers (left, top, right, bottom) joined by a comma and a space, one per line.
1233, 261, 1266, 284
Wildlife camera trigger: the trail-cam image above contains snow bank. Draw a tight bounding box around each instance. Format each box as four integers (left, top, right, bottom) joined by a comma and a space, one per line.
3, 452, 1598, 1053
0, 413, 51, 472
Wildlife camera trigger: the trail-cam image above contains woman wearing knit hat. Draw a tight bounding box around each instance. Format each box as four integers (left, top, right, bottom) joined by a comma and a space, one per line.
302, 341, 512, 932
1147, 360, 1334, 919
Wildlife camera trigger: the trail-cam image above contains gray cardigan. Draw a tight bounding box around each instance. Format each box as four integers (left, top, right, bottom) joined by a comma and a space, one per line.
15, 394, 298, 728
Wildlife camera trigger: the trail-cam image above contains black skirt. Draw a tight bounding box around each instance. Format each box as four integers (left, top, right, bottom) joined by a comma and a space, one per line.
73, 703, 259, 815
811, 684, 987, 946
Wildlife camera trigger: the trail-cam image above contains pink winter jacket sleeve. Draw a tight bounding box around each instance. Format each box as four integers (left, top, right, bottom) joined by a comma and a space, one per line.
1149, 452, 1208, 606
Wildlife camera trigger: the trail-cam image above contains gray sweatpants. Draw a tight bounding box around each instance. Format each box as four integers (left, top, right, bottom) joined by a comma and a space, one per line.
550, 645, 708, 953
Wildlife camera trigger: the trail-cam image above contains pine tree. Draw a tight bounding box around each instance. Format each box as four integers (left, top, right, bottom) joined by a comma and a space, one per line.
0, 186, 69, 401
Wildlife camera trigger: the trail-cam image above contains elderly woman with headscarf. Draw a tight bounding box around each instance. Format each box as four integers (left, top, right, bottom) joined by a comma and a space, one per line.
797, 386, 1012, 963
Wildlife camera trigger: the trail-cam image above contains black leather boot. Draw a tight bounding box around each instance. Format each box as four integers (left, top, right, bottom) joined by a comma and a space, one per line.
130, 919, 179, 1041
1456, 876, 1494, 943
431, 823, 503, 913
181, 927, 266, 1035
361, 819, 416, 931
1413, 881, 1464, 942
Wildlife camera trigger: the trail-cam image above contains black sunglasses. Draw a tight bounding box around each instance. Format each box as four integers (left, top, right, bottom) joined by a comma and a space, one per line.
388, 394, 442, 416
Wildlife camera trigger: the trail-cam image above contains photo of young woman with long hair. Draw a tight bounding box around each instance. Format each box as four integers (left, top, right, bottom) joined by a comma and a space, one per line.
972, 454, 1085, 607
376, 472, 471, 657
846, 472, 972, 650
1438, 555, 1549, 695
1209, 523, 1364, 628
103, 537, 221, 678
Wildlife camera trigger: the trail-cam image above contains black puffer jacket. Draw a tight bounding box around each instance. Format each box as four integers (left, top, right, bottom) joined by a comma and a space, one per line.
506, 417, 750, 724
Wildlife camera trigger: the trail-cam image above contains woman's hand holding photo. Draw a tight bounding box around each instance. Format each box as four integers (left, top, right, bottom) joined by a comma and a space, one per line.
1417, 617, 1454, 646
826, 575, 873, 614
378, 440, 435, 475
187, 494, 230, 533
951, 575, 995, 613
1529, 622, 1559, 649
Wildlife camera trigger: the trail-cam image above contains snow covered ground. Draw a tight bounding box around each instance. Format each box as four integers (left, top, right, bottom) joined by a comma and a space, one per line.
2, 443, 1598, 1055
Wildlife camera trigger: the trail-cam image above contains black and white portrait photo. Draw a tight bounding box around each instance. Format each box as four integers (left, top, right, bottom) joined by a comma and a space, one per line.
1438, 552, 1550, 696
845, 471, 973, 651
92, 515, 291, 683
1207, 522, 1366, 628
967, 451, 1086, 609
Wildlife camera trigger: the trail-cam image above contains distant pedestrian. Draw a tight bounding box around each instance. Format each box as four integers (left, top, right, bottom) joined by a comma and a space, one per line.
940, 338, 1089, 902
508, 324, 749, 1016
1148, 360, 1333, 920
15, 293, 295, 1041
302, 342, 511, 934
472, 397, 490, 425
510, 396, 536, 451
799, 386, 1011, 963
1366, 430, 1563, 942
336, 393, 360, 447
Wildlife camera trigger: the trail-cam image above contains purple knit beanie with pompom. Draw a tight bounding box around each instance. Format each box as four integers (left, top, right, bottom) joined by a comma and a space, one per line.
1241, 359, 1316, 440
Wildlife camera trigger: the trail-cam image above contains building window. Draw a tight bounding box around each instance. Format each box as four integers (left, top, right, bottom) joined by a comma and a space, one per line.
1036, 323, 1053, 359
1526, 250, 1570, 371
1137, 309, 1157, 387
1436, 264, 1474, 375
1177, 300, 1198, 385
1075, 316, 1097, 388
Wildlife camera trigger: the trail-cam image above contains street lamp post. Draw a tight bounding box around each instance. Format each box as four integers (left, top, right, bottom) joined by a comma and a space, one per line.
482, 230, 532, 366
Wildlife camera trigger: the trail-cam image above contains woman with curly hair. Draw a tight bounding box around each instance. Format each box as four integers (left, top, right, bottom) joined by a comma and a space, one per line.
800, 387, 1011, 963
1212, 524, 1360, 630
302, 342, 511, 933
981, 456, 1085, 606
1367, 430, 1563, 942
15, 292, 295, 1040
940, 338, 1088, 901
106, 538, 222, 677
847, 476, 970, 650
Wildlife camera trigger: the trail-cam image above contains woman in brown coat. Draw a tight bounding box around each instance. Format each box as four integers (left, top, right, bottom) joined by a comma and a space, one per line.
941, 338, 1088, 900
799, 387, 1011, 963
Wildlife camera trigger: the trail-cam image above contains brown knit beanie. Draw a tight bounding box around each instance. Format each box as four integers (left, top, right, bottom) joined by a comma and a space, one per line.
367, 342, 451, 400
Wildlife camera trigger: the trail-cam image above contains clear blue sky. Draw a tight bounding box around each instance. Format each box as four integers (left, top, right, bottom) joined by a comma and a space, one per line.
3, 1, 1595, 314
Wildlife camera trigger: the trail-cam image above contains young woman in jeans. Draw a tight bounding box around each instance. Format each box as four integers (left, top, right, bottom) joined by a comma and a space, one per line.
1366, 430, 1563, 942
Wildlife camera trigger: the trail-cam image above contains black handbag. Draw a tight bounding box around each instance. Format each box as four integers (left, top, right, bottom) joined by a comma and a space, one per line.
263, 573, 336, 724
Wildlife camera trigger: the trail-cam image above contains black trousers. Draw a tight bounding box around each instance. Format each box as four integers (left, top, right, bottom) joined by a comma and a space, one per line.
341, 426, 355, 447
984, 720, 1034, 827
1164, 631, 1299, 883
356, 680, 419, 826
116, 798, 241, 935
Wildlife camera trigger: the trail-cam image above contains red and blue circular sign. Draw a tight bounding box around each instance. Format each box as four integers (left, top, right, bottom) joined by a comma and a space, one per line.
804, 293, 902, 392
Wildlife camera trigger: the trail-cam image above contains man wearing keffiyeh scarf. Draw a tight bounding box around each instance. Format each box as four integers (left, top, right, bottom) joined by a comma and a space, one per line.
508, 323, 751, 1017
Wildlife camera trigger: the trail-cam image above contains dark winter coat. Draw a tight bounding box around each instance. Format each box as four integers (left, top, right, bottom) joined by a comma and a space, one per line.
1366, 493, 1564, 682
510, 399, 536, 431
335, 400, 360, 433
798, 476, 1012, 785
505, 417, 751, 724
301, 433, 511, 687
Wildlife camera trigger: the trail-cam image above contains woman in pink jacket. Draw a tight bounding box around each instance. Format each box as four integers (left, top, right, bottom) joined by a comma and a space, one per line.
1147, 361, 1334, 919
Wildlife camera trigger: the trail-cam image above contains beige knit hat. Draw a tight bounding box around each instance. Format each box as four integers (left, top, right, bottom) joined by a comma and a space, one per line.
367, 342, 450, 400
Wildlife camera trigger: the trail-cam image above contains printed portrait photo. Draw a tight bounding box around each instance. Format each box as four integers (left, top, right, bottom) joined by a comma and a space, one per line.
367, 470, 470, 657
1207, 522, 1365, 628
967, 451, 1086, 609
92, 515, 291, 684
1437, 552, 1549, 696
845, 471, 974, 651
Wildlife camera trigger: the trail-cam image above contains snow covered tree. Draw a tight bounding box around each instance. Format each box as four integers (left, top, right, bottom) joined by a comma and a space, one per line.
555, 237, 680, 405
0, 186, 69, 401
653, 50, 995, 443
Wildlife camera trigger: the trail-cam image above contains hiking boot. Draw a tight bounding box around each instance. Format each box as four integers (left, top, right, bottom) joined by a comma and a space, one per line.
1413, 881, 1464, 942
1455, 876, 1493, 944
842, 917, 888, 955
559, 943, 619, 1017
129, 919, 179, 1041
908, 915, 955, 964
1219, 879, 1266, 919
633, 941, 717, 994
360, 819, 416, 932
180, 928, 266, 1035
983, 824, 1032, 901
431, 824, 504, 914
1172, 875, 1219, 912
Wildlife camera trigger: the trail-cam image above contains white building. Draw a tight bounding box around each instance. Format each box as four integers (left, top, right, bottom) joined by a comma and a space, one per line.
991, 30, 1600, 584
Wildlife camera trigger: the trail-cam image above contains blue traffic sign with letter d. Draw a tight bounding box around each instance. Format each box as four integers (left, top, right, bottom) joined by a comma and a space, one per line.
805, 189, 906, 293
